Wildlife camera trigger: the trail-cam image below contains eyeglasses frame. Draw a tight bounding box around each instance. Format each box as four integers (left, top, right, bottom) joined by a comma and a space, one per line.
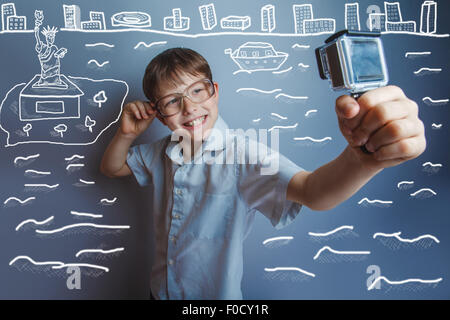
152, 78, 215, 118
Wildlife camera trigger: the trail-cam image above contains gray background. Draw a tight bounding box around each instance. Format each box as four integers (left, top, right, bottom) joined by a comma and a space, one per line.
0, 0, 448, 299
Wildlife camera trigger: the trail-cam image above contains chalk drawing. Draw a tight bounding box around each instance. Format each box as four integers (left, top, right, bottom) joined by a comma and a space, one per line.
111, 12, 151, 28
225, 42, 288, 73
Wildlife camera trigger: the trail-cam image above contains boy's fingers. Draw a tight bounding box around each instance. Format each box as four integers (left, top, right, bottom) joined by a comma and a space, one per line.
365, 117, 424, 153
335, 95, 360, 120
144, 102, 157, 117
128, 103, 142, 120
340, 86, 408, 132
135, 101, 150, 119
144, 101, 154, 112
373, 135, 426, 161
350, 100, 415, 146
358, 85, 406, 109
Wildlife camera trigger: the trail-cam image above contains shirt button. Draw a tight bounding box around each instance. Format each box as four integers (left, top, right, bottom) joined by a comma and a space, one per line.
174, 214, 181, 220
175, 189, 183, 196
168, 259, 174, 265
170, 236, 176, 243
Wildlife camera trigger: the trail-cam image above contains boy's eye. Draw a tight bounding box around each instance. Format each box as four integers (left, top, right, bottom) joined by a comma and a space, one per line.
164, 97, 179, 107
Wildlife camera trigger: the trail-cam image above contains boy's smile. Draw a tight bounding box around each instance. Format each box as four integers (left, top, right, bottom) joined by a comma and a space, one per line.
156, 73, 219, 144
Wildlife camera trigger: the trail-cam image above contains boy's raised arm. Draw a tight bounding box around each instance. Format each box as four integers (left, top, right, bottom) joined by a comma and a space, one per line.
287, 86, 426, 211
100, 101, 156, 178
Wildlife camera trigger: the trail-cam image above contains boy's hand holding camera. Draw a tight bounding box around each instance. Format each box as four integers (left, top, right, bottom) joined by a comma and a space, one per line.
336, 85, 426, 171
287, 85, 425, 211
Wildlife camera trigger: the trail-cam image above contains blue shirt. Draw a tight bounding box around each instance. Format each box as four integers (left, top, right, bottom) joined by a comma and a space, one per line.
126, 115, 303, 299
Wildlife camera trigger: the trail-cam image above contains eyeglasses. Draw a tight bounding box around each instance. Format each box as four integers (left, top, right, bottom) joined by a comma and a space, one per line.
154, 79, 215, 117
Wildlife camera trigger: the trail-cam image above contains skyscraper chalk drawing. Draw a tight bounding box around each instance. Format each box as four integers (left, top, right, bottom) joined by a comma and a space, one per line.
261, 4, 275, 33
81, 11, 106, 30
63, 4, 81, 30
198, 3, 217, 31
420, 1, 437, 34
1, 2, 27, 31
345, 3, 361, 31
385, 2, 416, 33
164, 8, 190, 31
293, 4, 335, 35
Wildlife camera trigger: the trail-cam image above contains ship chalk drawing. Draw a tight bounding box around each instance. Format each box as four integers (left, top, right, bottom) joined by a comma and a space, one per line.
224, 42, 288, 73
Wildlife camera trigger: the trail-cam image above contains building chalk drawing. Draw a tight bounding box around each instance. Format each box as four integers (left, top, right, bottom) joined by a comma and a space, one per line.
0, 2, 445, 37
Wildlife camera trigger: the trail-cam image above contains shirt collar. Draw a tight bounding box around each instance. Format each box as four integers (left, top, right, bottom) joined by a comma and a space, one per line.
165, 115, 229, 165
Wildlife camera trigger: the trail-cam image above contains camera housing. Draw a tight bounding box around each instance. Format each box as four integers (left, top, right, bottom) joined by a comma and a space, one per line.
316, 30, 389, 94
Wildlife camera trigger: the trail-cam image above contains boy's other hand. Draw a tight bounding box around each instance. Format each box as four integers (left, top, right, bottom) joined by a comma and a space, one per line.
335, 85, 426, 170
119, 100, 157, 139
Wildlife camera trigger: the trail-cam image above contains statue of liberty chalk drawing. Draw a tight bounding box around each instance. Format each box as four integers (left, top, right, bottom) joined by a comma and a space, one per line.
0, 9, 129, 146
32, 10, 68, 89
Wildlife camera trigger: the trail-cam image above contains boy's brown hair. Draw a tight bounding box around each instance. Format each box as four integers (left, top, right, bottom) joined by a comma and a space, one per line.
142, 48, 213, 104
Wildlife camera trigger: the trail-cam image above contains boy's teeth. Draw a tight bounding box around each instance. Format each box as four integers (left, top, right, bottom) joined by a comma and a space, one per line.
185, 116, 205, 127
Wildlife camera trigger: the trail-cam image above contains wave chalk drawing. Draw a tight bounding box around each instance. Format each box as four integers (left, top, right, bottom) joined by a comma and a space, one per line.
313, 246, 370, 263
268, 123, 298, 132
85, 43, 114, 48
431, 123, 442, 129
293, 136, 332, 147
76, 248, 125, 258
65, 154, 84, 161
405, 51, 431, 58
422, 97, 449, 106
373, 231, 439, 250
70, 211, 103, 219
35, 223, 130, 237
422, 162, 442, 174
397, 180, 414, 190
100, 197, 117, 205
3, 196, 35, 207
264, 267, 316, 282
409, 188, 437, 199
133, 41, 167, 50
16, 216, 54, 231
305, 109, 318, 117
262, 236, 293, 248
9, 255, 109, 277
368, 276, 443, 292
358, 197, 393, 208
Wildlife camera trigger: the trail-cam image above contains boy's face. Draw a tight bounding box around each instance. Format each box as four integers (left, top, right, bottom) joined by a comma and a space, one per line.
155, 73, 219, 143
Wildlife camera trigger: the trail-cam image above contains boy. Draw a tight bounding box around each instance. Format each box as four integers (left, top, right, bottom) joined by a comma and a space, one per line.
100, 48, 426, 299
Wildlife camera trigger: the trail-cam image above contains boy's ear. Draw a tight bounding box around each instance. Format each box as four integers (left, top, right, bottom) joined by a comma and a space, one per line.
213, 81, 219, 98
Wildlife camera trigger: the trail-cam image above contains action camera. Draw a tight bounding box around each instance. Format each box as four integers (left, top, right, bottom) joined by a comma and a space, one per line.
316, 30, 389, 96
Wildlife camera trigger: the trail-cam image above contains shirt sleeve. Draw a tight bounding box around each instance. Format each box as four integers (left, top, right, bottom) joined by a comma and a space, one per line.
237, 139, 303, 230
126, 143, 154, 187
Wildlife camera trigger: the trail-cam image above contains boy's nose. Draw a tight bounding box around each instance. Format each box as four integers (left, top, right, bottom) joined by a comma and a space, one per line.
182, 97, 198, 115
